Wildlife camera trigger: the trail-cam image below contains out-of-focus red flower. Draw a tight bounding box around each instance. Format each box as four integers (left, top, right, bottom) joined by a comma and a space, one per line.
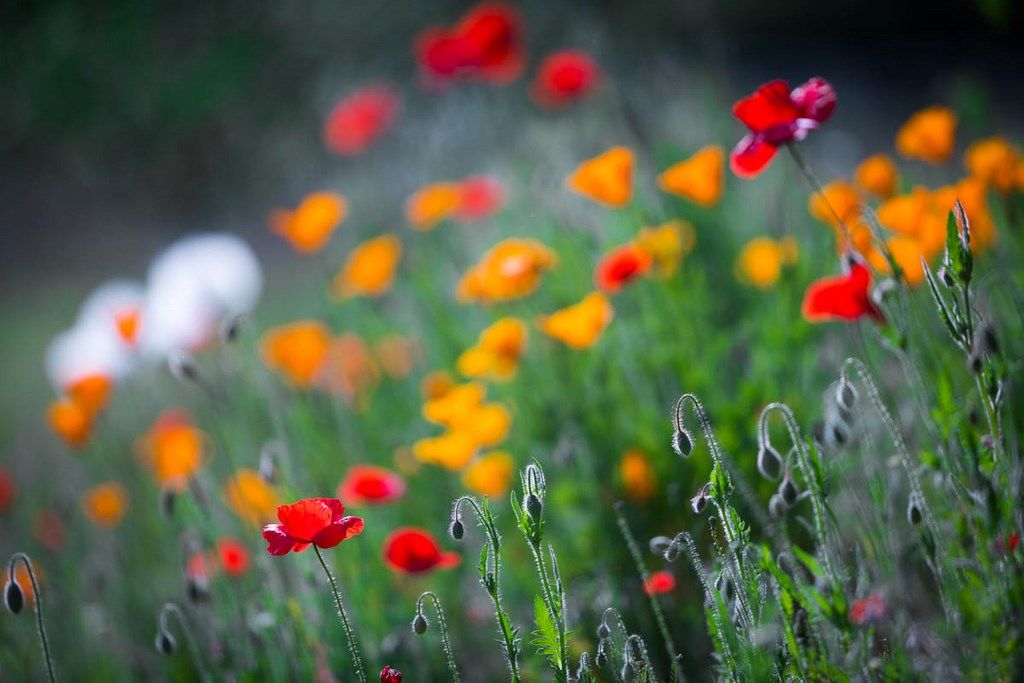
384, 527, 460, 574
337, 465, 407, 506
262, 498, 364, 556
455, 175, 505, 222
730, 78, 836, 178
217, 538, 251, 577
531, 50, 601, 108
323, 84, 400, 156
33, 509, 65, 551
849, 591, 887, 625
595, 244, 652, 293
381, 665, 404, 683
0, 468, 13, 513
643, 570, 676, 596
415, 3, 525, 86
995, 532, 1021, 555
802, 258, 883, 324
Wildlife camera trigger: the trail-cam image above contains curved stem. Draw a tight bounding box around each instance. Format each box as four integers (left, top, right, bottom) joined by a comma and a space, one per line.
415, 592, 460, 682
8, 553, 55, 683
787, 143, 852, 248
159, 602, 208, 681
680, 535, 738, 679
312, 546, 366, 683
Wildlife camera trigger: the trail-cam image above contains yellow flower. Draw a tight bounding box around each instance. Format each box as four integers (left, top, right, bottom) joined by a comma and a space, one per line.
964, 137, 1019, 193
735, 237, 797, 289
333, 234, 402, 298
413, 431, 477, 470
260, 320, 332, 389
136, 410, 206, 492
620, 450, 655, 502
657, 145, 725, 207
566, 147, 635, 208
423, 382, 487, 426
82, 482, 128, 528
269, 191, 347, 254
462, 451, 515, 497
537, 292, 614, 349
457, 317, 528, 381
224, 469, 278, 526
634, 219, 695, 278
405, 183, 461, 230
808, 180, 862, 228
457, 238, 558, 304
896, 106, 957, 164
854, 154, 898, 198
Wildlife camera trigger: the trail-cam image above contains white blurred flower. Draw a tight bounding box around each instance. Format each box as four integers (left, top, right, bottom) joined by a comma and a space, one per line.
77, 279, 145, 349
45, 319, 131, 394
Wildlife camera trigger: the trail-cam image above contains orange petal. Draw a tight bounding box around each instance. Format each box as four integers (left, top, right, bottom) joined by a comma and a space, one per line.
566, 147, 635, 208
657, 146, 725, 207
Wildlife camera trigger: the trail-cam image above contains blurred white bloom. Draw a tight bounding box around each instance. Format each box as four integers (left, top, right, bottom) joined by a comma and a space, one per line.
45, 319, 131, 393
77, 279, 146, 349
139, 233, 262, 359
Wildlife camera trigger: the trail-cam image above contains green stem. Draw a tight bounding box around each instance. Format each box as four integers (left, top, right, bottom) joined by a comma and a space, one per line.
8, 553, 55, 683
159, 602, 209, 681
312, 546, 366, 683
415, 591, 460, 682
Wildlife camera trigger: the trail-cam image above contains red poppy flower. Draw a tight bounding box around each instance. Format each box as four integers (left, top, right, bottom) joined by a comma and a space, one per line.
33, 509, 65, 551
0, 468, 13, 513
455, 175, 505, 221
802, 258, 883, 323
381, 665, 404, 683
262, 498, 364, 556
730, 78, 836, 178
595, 244, 652, 293
217, 537, 251, 577
384, 527, 460, 574
323, 84, 400, 156
849, 591, 886, 625
531, 50, 601, 108
643, 570, 676, 596
415, 3, 525, 86
337, 465, 407, 506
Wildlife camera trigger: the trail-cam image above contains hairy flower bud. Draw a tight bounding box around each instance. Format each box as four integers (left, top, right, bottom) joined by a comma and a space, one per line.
155, 629, 177, 654
690, 482, 711, 515
907, 497, 923, 526
757, 444, 783, 480
779, 474, 799, 507
835, 379, 857, 412
671, 428, 693, 457
412, 613, 428, 635
595, 646, 608, 668
768, 493, 788, 520
4, 579, 24, 615
449, 518, 465, 541
525, 493, 543, 525
597, 622, 611, 640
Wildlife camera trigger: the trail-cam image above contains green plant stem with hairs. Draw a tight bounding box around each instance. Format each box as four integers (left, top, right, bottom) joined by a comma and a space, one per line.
312, 545, 366, 683
7, 553, 56, 683
158, 602, 209, 681
415, 591, 460, 682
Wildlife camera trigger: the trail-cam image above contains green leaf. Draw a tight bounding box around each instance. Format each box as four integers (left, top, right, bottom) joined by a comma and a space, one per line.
531, 595, 563, 672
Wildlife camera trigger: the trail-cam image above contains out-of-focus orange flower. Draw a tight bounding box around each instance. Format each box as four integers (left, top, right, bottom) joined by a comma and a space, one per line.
318, 334, 380, 407
224, 469, 279, 526
33, 509, 65, 550
457, 238, 557, 304
634, 220, 695, 278
333, 235, 402, 299
931, 177, 995, 252
448, 403, 512, 448
136, 409, 206, 492
269, 192, 347, 254
374, 334, 418, 379
423, 382, 487, 425
538, 292, 613, 349
413, 431, 478, 470
457, 317, 527, 381
82, 482, 128, 528
735, 236, 798, 289
47, 398, 94, 450
868, 235, 927, 286
595, 243, 652, 293
454, 175, 505, 222
965, 137, 1019, 193
406, 183, 461, 230
620, 449, 656, 502
566, 147, 635, 208
877, 188, 929, 236
808, 180, 862, 228
66, 374, 113, 417
261, 320, 332, 389
658, 145, 725, 207
896, 106, 957, 164
854, 154, 898, 198
421, 370, 456, 400
0, 468, 13, 513
462, 451, 514, 497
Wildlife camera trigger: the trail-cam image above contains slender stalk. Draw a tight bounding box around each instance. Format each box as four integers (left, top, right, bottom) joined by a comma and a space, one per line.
158, 602, 208, 681
415, 591, 460, 682
312, 545, 366, 683
7, 553, 55, 683
786, 143, 852, 248
681, 534, 738, 679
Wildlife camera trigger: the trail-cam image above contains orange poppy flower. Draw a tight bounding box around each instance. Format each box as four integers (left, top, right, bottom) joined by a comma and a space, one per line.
457, 238, 557, 304
456, 317, 527, 381
47, 398, 94, 450
735, 236, 798, 289
896, 106, 957, 164
461, 451, 514, 497
261, 320, 332, 389
657, 145, 725, 207
269, 192, 347, 254
868, 235, 927, 286
566, 146, 635, 208
66, 374, 113, 417
964, 137, 1019, 193
413, 431, 478, 470
877, 188, 929, 236
333, 234, 402, 299
448, 403, 512, 448
136, 409, 206, 492
595, 243, 652, 293
82, 482, 128, 528
854, 154, 898, 198
808, 180, 862, 228
423, 382, 486, 426
538, 292, 614, 349
634, 220, 695, 278
405, 183, 461, 230
374, 334, 418, 379
317, 334, 380, 407
224, 468, 279, 526
620, 449, 656, 502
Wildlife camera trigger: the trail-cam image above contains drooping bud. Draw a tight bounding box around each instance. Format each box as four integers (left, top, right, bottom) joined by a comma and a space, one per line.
768, 494, 788, 520
525, 493, 543, 525
648, 536, 672, 556
597, 621, 611, 640
835, 379, 857, 412
826, 420, 850, 449
620, 662, 635, 683
757, 445, 783, 480
412, 613, 428, 635
690, 482, 711, 515
779, 474, 799, 506
4, 579, 24, 615
449, 518, 465, 541
168, 352, 200, 383
155, 629, 177, 654
575, 652, 591, 680
219, 314, 246, 344
907, 497, 923, 526
978, 325, 1000, 356
671, 428, 693, 457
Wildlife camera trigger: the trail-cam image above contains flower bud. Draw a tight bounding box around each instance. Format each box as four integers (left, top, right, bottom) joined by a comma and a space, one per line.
525, 493, 543, 525
939, 266, 955, 288
412, 613, 428, 635
648, 536, 672, 556
4, 580, 24, 615
597, 622, 611, 640
671, 428, 692, 457
768, 493, 788, 520
779, 474, 798, 506
835, 379, 857, 412
380, 665, 404, 683
907, 498, 923, 526
595, 646, 608, 668
757, 445, 783, 480
155, 629, 177, 654
621, 662, 635, 682
690, 482, 711, 515
449, 518, 465, 541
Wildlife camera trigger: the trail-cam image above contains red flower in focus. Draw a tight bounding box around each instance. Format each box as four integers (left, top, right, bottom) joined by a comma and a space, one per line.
0, 468, 13, 513
729, 78, 836, 178
802, 258, 883, 324
323, 84, 400, 156
384, 527, 460, 574
849, 591, 887, 625
33, 509, 65, 551
381, 665, 403, 683
217, 537, 251, 577
262, 498, 364, 556
595, 244, 652, 293
643, 570, 676, 596
337, 465, 407, 506
415, 3, 525, 86
455, 175, 505, 222
531, 50, 601, 108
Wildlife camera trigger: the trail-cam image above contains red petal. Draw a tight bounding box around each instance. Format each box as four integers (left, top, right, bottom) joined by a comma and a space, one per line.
802, 263, 882, 323
791, 77, 836, 123
384, 527, 449, 573
312, 515, 365, 549
732, 80, 800, 132
729, 135, 778, 178
262, 524, 297, 556
277, 499, 333, 543
323, 84, 399, 156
